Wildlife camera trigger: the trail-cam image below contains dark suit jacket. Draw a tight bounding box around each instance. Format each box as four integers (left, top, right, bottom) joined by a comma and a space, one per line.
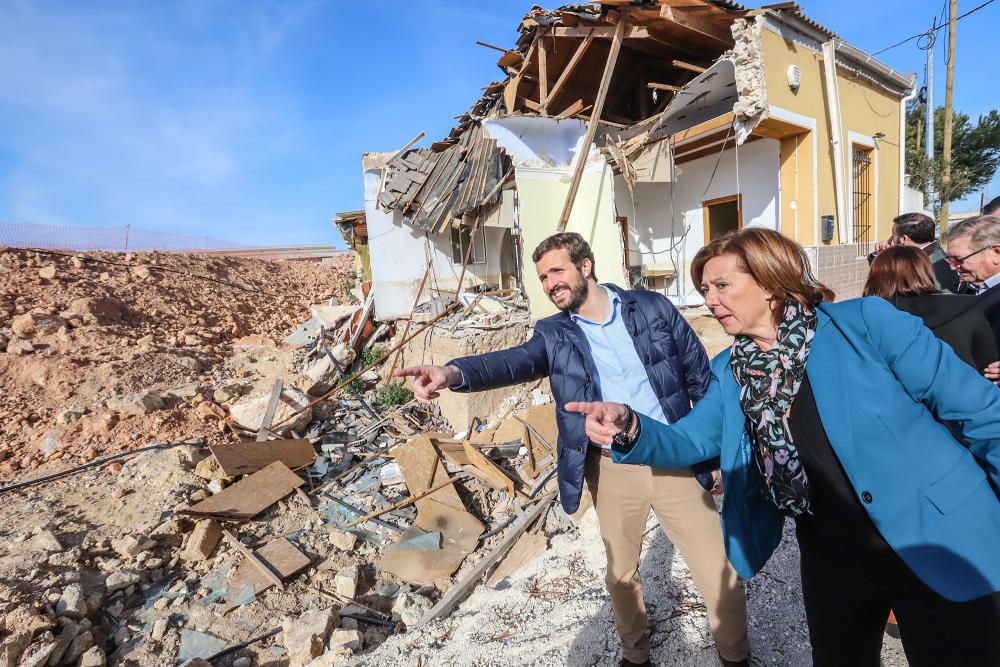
977, 283, 1000, 354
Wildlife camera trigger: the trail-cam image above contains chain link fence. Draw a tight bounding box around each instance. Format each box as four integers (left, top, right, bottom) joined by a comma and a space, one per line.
0, 222, 243, 253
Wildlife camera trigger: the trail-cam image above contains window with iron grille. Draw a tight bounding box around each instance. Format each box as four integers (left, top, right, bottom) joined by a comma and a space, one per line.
852, 144, 874, 256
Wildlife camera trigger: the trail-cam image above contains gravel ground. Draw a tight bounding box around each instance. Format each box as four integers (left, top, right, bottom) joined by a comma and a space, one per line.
355, 503, 907, 666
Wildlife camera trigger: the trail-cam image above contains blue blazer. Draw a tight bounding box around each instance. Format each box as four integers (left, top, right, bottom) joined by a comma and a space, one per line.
614, 297, 1000, 602
451, 284, 713, 514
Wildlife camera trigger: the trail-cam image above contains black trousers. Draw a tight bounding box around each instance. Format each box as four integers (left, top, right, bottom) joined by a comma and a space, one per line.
797, 533, 1000, 666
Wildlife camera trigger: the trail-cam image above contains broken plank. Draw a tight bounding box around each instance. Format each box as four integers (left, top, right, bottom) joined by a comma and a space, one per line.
186, 461, 305, 520
222, 529, 284, 591
345, 475, 462, 528
223, 537, 311, 612
256, 379, 284, 442
557, 18, 626, 232
415, 496, 555, 627
552, 26, 649, 38
462, 440, 517, 496
486, 527, 547, 586
209, 439, 316, 477
541, 32, 594, 110
647, 82, 683, 92
672, 59, 707, 74
555, 99, 586, 119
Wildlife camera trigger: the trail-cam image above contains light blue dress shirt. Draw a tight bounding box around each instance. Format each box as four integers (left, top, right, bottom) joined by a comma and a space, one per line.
571, 286, 670, 448
977, 271, 1000, 294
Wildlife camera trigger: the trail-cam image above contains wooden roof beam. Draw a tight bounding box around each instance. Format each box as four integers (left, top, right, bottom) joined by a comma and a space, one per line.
673, 59, 708, 74
659, 6, 734, 47
540, 33, 595, 110
557, 17, 627, 232
553, 26, 650, 39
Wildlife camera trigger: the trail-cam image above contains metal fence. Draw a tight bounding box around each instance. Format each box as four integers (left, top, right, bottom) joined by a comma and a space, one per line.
0, 222, 243, 253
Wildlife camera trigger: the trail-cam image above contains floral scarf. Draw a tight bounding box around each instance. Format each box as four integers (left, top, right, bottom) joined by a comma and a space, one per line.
730, 300, 817, 516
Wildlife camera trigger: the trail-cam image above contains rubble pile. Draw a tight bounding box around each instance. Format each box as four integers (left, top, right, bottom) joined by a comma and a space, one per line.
0, 246, 355, 481
0, 255, 578, 665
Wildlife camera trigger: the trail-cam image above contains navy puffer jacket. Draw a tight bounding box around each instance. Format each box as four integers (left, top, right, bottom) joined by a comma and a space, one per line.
449, 284, 714, 514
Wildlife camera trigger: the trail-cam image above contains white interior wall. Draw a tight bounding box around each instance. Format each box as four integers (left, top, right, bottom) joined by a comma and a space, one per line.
364, 167, 430, 321
614, 137, 781, 303
365, 165, 513, 320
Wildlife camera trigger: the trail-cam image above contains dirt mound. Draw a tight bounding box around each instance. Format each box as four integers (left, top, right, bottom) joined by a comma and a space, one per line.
0, 247, 355, 482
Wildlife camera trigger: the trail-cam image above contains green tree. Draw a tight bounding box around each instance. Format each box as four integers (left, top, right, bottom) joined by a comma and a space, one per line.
905, 103, 1000, 207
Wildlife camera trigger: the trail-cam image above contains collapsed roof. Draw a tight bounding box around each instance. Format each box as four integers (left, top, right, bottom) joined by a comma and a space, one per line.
373, 1, 913, 234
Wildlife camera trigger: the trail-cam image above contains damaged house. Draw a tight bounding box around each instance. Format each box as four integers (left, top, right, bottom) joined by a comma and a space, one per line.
351, 1, 915, 321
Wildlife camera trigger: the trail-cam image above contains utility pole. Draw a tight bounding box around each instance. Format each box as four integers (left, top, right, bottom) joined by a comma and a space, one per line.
940, 0, 958, 228
924, 23, 936, 214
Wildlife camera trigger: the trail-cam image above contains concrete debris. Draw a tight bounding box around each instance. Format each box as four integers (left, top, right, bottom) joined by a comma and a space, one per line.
333, 565, 359, 599
77, 646, 106, 667
281, 607, 337, 667
54, 583, 87, 619
106, 390, 165, 417
105, 570, 140, 592
179, 519, 222, 562
327, 529, 357, 552
12, 312, 67, 339
30, 529, 64, 553
229, 386, 313, 436
0, 245, 575, 665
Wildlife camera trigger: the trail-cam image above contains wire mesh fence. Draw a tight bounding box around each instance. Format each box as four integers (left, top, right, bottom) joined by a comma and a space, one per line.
0, 222, 244, 253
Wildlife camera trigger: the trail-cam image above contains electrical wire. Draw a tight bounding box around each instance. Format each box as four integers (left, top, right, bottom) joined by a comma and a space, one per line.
871, 0, 996, 56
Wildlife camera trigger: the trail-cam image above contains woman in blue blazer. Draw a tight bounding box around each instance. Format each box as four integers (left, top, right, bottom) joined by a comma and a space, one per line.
568, 228, 1000, 666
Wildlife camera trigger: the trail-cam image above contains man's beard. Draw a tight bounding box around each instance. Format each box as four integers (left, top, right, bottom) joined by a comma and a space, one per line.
553, 280, 589, 312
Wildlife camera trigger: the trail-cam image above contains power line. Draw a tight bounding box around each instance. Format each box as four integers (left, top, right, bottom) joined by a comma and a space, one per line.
871, 0, 996, 56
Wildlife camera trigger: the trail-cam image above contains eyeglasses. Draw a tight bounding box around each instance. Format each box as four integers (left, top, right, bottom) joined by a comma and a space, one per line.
945, 245, 992, 267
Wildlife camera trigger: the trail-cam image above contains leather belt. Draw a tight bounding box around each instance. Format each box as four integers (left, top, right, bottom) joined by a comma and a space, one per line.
594, 447, 612, 459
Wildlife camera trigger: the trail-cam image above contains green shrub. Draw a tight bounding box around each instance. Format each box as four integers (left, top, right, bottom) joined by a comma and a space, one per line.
376, 382, 413, 409
361, 344, 388, 367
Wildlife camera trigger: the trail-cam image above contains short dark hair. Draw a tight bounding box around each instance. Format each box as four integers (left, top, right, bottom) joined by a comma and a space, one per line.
531, 232, 598, 281
984, 195, 1000, 216
863, 246, 938, 299
892, 212, 935, 244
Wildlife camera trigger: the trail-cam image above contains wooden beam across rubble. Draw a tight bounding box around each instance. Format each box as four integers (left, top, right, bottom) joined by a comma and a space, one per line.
557, 15, 627, 232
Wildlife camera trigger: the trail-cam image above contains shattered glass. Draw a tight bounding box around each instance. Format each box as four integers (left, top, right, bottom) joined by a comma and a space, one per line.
177, 629, 227, 663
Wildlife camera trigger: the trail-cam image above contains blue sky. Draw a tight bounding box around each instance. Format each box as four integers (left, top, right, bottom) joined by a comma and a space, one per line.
0, 1, 996, 248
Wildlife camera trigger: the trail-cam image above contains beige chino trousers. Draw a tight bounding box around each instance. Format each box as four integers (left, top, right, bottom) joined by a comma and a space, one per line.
585, 450, 749, 663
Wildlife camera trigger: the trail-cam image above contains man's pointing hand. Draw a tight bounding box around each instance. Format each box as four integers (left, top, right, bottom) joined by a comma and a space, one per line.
393, 364, 463, 403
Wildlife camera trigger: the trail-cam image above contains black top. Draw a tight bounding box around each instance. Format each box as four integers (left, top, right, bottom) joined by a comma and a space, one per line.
788, 374, 891, 555
893, 294, 998, 370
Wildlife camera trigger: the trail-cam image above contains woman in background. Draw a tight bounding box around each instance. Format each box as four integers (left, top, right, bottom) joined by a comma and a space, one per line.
568, 228, 1000, 666
864, 245, 997, 370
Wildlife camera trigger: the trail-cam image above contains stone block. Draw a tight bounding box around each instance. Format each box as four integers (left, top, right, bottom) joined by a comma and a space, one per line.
179, 520, 222, 562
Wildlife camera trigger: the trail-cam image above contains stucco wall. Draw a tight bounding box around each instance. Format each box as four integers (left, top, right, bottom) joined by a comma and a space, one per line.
761, 23, 903, 248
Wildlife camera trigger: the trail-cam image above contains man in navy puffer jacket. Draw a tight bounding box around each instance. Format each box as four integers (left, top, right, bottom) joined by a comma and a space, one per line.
396, 233, 749, 667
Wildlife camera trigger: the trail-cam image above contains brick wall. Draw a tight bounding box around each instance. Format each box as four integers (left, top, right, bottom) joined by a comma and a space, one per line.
805, 244, 870, 302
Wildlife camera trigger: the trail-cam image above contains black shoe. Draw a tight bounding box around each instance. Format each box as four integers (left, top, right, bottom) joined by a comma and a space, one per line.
620, 659, 652, 667
719, 653, 750, 667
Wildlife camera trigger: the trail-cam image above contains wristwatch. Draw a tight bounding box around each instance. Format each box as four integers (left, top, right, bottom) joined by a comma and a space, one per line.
611, 404, 641, 453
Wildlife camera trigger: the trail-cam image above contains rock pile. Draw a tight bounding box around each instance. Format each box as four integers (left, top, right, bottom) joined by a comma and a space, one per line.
0, 247, 355, 481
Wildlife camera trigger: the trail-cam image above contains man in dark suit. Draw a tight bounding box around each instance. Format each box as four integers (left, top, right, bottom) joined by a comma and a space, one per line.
868, 212, 959, 292
943, 215, 1000, 384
